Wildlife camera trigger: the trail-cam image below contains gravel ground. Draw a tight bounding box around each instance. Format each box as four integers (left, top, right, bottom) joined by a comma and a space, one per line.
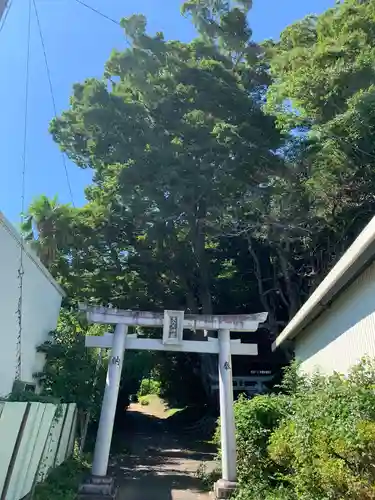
109, 400, 217, 500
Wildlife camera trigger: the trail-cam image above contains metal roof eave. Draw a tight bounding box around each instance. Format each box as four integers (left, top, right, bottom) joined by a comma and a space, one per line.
272, 216, 375, 351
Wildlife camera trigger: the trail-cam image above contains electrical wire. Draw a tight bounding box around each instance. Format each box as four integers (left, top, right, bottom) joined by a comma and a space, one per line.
21, 0, 31, 223
16, 0, 32, 382
73, 0, 131, 47
74, 0, 120, 27
33, 0, 75, 206
0, 0, 13, 36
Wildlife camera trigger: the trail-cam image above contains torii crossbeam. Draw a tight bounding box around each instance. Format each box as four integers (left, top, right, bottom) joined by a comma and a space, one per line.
78, 306, 267, 500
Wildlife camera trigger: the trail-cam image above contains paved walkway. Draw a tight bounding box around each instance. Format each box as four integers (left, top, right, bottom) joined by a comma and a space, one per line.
109, 400, 217, 500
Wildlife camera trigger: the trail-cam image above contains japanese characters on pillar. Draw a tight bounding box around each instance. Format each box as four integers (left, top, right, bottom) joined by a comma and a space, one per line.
111, 355, 121, 367
163, 310, 184, 344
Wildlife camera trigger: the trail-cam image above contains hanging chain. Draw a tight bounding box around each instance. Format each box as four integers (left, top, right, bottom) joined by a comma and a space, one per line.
15, 0, 32, 382
15, 257, 25, 382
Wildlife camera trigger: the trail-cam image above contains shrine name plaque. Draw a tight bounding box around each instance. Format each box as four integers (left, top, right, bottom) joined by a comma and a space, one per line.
163, 310, 184, 345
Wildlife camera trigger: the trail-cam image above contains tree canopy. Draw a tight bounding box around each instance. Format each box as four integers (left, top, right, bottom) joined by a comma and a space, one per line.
49, 7, 282, 318
23, 0, 375, 389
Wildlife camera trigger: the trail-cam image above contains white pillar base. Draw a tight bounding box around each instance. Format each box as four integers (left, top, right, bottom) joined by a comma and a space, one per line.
214, 478, 237, 499
78, 475, 117, 499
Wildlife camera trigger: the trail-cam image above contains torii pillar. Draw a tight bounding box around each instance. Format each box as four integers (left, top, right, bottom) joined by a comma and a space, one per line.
78, 307, 267, 499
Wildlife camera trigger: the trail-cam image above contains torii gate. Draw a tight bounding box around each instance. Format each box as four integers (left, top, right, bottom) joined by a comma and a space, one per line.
78, 306, 267, 499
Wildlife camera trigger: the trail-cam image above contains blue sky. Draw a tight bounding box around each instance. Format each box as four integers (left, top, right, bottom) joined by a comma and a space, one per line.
0, 0, 335, 223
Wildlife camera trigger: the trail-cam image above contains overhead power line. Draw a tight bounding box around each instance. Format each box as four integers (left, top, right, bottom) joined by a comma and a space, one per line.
74, 0, 121, 27
21, 0, 32, 219
73, 0, 131, 47
33, 0, 75, 206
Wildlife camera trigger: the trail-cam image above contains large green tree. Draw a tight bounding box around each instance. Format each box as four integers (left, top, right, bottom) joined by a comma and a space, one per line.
25, 0, 375, 397
50, 8, 282, 316
230, 0, 375, 335
266, 0, 375, 232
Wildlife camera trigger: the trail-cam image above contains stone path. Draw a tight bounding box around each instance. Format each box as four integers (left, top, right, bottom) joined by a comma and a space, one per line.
109, 400, 217, 500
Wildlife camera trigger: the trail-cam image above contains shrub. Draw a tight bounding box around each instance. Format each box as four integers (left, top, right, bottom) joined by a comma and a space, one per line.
137, 378, 161, 398
34, 310, 108, 453
33, 453, 91, 500
269, 359, 375, 500
232, 393, 292, 498
227, 358, 375, 500
196, 463, 221, 491
139, 396, 150, 406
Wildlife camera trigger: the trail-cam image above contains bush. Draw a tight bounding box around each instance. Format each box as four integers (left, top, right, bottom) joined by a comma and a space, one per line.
139, 396, 150, 406
33, 453, 91, 500
269, 359, 375, 500
196, 463, 221, 491
231, 393, 292, 499
223, 358, 375, 500
34, 310, 108, 453
137, 378, 161, 398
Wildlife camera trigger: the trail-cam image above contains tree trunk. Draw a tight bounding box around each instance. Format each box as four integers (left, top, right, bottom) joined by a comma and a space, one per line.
79, 410, 90, 455
187, 202, 214, 395
277, 244, 300, 320
247, 236, 278, 338
190, 202, 213, 314
78, 409, 87, 455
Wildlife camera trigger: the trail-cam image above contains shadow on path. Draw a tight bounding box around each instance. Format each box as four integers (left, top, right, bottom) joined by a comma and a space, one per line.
109, 404, 217, 500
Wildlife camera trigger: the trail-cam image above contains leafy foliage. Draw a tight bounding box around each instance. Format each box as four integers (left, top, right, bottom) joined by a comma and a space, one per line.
21, 195, 73, 270
196, 462, 221, 492
234, 394, 291, 489
229, 359, 375, 500
23, 0, 375, 406
17, 2, 375, 495
34, 310, 105, 411
33, 452, 91, 500
34, 310, 107, 450
264, 0, 375, 278
137, 378, 161, 398
48, 6, 282, 319
2, 390, 60, 404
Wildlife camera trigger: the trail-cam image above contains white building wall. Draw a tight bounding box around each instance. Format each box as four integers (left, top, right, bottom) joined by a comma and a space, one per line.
0, 214, 64, 397
296, 259, 375, 375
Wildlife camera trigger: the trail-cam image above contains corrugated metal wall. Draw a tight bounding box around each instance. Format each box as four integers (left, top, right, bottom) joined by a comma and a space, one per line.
296, 260, 375, 375
0, 401, 77, 500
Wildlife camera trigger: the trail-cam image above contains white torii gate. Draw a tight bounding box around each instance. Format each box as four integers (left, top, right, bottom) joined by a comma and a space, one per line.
78, 305, 267, 500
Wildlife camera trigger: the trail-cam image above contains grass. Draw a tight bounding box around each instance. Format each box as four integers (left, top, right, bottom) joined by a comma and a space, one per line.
33, 452, 91, 500
136, 394, 185, 418
166, 406, 185, 417
201, 438, 217, 446
195, 463, 221, 491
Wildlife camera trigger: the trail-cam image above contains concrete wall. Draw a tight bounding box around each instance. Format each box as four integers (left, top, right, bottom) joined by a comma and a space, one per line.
296, 259, 375, 375
0, 402, 77, 500
0, 213, 64, 396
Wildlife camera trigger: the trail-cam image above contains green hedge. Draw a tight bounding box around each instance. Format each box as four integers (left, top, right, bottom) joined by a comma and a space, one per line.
228, 358, 375, 500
